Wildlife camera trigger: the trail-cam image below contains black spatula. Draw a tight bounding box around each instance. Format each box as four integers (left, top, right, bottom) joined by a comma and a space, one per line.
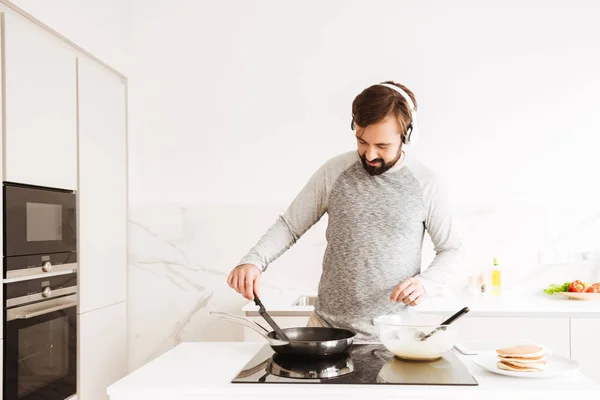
253, 291, 290, 342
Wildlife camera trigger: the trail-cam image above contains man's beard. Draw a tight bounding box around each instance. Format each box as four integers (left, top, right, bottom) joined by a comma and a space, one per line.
359, 146, 403, 176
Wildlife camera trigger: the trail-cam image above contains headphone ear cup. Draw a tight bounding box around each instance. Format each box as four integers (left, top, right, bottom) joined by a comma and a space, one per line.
404, 125, 413, 144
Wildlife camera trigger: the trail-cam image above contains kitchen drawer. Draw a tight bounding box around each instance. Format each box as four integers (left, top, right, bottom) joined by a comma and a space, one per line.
243, 316, 309, 342
454, 317, 570, 358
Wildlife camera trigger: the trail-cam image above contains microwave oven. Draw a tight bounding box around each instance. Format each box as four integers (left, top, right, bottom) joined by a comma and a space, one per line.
3, 182, 77, 279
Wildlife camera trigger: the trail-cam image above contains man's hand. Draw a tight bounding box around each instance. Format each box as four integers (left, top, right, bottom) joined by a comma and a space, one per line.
390, 277, 425, 306
227, 263, 261, 301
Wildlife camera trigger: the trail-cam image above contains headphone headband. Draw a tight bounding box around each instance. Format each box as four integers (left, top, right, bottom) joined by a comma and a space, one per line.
377, 83, 419, 145
378, 83, 416, 112
351, 82, 420, 145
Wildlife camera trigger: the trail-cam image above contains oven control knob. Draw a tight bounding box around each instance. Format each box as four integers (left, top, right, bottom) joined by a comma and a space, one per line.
42, 287, 52, 298
42, 261, 52, 272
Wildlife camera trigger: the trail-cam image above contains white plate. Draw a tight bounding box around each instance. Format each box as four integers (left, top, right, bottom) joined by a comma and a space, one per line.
557, 292, 600, 301
454, 340, 552, 355
473, 351, 579, 378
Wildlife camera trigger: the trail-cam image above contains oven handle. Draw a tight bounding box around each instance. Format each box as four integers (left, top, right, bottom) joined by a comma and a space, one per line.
15, 301, 78, 319
5, 262, 78, 280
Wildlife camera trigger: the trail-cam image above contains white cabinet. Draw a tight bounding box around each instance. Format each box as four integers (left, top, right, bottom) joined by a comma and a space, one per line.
453, 317, 571, 358
0, 5, 128, 399
2, 7, 77, 189
571, 318, 600, 384
79, 302, 127, 400
76, 55, 127, 314
243, 316, 309, 342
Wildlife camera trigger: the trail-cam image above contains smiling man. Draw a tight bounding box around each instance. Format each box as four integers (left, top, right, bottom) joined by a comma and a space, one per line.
227, 81, 464, 341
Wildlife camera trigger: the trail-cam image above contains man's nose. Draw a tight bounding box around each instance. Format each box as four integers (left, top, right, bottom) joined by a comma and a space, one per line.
366, 147, 378, 161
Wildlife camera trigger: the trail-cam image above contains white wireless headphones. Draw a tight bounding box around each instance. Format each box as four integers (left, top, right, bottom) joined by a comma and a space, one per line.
351, 82, 420, 145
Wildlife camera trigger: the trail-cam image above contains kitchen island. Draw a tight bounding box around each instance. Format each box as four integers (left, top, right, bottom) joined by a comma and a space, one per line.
107, 342, 599, 400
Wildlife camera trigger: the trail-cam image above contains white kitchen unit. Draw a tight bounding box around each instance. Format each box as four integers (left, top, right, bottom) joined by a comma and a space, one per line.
1, 5, 77, 190
76, 35, 128, 400
79, 301, 127, 400
570, 318, 600, 384
0, 2, 128, 400
76, 54, 127, 314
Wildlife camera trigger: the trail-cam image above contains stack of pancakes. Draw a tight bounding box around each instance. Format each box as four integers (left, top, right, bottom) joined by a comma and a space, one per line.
496, 345, 547, 372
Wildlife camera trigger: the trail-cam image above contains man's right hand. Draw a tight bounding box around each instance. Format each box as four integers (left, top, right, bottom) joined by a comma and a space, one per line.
227, 263, 262, 301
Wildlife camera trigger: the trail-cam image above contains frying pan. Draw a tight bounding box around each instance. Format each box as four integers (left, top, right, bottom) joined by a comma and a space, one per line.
211, 311, 356, 357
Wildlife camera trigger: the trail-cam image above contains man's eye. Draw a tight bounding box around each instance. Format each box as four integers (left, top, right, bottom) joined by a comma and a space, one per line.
378, 145, 389, 149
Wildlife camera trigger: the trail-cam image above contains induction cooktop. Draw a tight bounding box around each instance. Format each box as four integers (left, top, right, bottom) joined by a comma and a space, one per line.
231, 344, 479, 386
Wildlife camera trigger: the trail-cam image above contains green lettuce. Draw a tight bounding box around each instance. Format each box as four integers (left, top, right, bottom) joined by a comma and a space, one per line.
543, 282, 570, 295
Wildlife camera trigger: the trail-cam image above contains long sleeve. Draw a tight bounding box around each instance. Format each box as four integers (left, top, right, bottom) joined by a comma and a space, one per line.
412, 171, 464, 297
238, 151, 358, 272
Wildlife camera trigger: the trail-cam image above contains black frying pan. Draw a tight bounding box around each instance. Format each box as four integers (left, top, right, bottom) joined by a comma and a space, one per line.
211, 311, 356, 357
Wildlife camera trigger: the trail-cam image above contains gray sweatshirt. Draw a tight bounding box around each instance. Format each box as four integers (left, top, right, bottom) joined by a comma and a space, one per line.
238, 150, 463, 340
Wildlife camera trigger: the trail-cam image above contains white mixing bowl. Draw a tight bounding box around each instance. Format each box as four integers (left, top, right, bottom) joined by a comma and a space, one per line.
373, 314, 459, 361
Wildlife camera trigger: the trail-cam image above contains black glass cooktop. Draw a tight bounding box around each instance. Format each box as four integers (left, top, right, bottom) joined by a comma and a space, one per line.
232, 344, 478, 386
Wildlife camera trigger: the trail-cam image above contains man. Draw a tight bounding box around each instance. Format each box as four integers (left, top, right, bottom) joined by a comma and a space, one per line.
227, 81, 463, 341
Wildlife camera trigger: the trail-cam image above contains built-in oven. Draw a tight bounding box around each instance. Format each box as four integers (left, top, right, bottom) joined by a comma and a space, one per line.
3, 272, 77, 400
3, 182, 77, 279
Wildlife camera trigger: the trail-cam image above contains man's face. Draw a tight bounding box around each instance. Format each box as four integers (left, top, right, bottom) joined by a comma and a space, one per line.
355, 115, 403, 176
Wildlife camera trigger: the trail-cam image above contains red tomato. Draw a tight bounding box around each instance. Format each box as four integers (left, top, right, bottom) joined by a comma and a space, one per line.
586, 284, 600, 293
569, 280, 587, 293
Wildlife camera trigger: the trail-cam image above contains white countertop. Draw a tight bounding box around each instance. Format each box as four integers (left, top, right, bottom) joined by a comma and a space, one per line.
242, 290, 600, 318
107, 342, 599, 400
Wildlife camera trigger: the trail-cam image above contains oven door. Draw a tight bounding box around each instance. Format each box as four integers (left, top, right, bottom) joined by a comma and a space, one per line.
4, 295, 77, 400
3, 183, 76, 257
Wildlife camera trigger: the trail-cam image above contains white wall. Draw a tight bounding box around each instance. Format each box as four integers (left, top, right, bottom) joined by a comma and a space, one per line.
7, 0, 131, 75
126, 0, 600, 370
128, 0, 600, 210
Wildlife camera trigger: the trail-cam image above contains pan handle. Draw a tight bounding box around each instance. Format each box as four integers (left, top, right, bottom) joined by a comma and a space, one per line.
210, 311, 273, 339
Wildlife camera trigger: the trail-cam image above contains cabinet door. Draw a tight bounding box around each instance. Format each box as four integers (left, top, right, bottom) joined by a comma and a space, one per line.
571, 318, 600, 384
79, 302, 127, 400
2, 8, 77, 189
77, 56, 127, 314
455, 317, 571, 358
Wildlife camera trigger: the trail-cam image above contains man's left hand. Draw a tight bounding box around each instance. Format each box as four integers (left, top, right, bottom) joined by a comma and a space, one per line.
390, 277, 425, 306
